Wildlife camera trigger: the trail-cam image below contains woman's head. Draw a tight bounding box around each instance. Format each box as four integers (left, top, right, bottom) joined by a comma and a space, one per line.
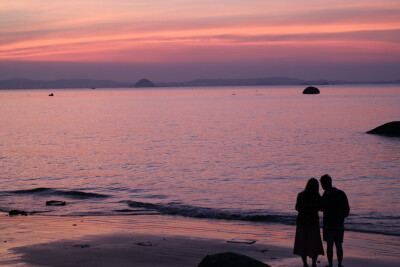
304, 178, 319, 195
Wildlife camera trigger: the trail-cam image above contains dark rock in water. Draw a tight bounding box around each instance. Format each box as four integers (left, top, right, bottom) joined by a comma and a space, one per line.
46, 200, 66, 206
366, 121, 400, 136
302, 86, 320, 94
134, 79, 156, 88
73, 244, 90, 248
135, 241, 158, 247
9, 210, 28, 216
198, 252, 270, 267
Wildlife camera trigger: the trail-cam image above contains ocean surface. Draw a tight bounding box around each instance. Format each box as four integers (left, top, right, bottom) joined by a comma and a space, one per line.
1, 85, 399, 236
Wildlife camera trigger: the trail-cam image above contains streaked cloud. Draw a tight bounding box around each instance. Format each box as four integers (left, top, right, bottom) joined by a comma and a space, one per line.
0, 0, 399, 80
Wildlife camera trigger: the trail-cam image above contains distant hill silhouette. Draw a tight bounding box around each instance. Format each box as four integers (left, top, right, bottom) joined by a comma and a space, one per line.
157, 77, 304, 87
157, 78, 400, 87
0, 77, 399, 89
0, 79, 135, 89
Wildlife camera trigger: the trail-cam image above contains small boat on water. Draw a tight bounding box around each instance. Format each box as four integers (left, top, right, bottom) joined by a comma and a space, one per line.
48, 93, 54, 96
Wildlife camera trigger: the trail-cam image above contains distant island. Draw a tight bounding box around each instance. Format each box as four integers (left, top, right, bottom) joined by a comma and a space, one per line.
0, 79, 135, 89
0, 77, 399, 89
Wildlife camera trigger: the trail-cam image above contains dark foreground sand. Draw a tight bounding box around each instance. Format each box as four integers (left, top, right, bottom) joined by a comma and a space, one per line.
0, 213, 399, 267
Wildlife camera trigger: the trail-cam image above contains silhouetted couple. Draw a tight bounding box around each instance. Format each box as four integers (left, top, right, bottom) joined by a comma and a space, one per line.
293, 174, 350, 267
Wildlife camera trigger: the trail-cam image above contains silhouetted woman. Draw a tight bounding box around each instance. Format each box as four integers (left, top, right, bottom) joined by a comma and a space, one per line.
294, 178, 324, 267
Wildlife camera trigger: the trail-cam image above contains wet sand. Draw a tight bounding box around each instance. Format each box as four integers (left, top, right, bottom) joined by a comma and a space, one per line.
1, 213, 399, 266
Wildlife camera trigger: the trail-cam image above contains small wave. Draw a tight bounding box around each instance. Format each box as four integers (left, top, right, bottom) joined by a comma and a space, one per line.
12, 187, 51, 194
9, 188, 109, 199
126, 201, 400, 236
344, 225, 400, 237
127, 200, 296, 224
62, 190, 108, 199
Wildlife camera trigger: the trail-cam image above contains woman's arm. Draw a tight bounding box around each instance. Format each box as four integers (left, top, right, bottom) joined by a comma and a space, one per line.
295, 193, 304, 212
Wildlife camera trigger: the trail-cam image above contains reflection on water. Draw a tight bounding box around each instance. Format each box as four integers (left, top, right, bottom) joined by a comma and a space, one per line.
0, 86, 400, 236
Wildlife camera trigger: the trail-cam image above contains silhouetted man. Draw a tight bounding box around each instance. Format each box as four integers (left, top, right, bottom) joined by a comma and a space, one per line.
320, 174, 350, 267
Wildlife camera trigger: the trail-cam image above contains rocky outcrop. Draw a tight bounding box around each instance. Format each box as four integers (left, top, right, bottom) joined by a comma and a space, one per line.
134, 79, 156, 88
46, 200, 66, 206
366, 121, 400, 136
302, 86, 320, 94
198, 252, 270, 267
9, 210, 28, 216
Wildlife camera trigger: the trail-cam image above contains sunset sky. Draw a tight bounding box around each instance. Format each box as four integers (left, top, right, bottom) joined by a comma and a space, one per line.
1, 0, 400, 82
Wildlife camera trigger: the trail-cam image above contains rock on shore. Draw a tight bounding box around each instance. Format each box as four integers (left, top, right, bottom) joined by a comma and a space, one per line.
198, 252, 270, 267
9, 210, 28, 216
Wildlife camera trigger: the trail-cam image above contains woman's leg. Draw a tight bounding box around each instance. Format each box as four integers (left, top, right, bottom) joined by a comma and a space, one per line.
301, 255, 309, 267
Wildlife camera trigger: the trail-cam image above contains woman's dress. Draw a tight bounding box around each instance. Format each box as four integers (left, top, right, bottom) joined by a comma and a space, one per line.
293, 192, 324, 257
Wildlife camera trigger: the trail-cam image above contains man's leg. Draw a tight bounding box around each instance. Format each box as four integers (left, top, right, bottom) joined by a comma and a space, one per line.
311, 256, 317, 267
335, 241, 343, 267
326, 242, 334, 267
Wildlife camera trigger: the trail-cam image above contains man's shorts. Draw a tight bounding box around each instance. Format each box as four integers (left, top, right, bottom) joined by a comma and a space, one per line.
323, 225, 344, 243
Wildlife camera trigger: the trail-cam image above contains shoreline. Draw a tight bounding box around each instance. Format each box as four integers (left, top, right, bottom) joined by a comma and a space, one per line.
1, 213, 399, 266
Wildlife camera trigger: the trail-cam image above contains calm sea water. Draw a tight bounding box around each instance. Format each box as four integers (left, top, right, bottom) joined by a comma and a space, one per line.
1, 85, 399, 236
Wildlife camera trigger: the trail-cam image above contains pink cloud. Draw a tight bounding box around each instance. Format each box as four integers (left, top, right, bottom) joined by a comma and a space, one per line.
1, 0, 400, 68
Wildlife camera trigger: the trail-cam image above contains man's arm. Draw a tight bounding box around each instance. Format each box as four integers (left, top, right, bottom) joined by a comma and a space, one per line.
319, 192, 326, 212
342, 191, 350, 218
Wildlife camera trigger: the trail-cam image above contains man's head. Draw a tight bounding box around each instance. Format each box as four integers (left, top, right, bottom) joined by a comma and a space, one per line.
320, 174, 333, 191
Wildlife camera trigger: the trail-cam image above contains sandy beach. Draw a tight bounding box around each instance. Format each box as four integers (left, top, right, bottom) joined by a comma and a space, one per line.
2, 0, 400, 264
1, 213, 399, 267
